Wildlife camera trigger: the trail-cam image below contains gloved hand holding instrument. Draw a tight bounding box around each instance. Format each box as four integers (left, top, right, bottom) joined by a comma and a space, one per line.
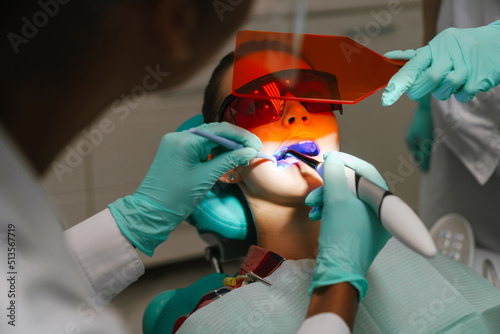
382, 20, 500, 106
305, 152, 392, 300
108, 122, 261, 256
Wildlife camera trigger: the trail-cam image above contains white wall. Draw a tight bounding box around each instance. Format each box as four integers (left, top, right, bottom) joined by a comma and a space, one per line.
40, 0, 424, 267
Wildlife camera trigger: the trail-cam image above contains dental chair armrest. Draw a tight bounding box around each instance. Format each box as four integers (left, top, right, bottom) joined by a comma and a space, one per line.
200, 233, 255, 273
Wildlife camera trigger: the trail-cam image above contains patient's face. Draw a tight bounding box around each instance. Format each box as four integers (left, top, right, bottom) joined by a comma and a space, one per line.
221, 65, 340, 205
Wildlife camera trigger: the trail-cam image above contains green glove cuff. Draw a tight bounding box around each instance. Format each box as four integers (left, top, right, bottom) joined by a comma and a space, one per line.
309, 274, 368, 302
108, 195, 183, 256
309, 242, 369, 301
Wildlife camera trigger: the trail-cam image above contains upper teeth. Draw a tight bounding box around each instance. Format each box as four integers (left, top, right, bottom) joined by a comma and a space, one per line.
281, 140, 314, 152
274, 140, 319, 160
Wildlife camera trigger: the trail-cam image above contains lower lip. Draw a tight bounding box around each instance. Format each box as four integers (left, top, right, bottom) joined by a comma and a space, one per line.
277, 159, 310, 172
275, 161, 323, 183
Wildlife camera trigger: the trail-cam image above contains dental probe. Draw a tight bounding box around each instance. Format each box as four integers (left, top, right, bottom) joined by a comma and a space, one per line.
188, 128, 277, 165
280, 149, 437, 258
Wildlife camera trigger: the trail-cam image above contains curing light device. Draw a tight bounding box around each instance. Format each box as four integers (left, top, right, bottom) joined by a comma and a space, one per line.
280, 149, 437, 258
189, 128, 277, 165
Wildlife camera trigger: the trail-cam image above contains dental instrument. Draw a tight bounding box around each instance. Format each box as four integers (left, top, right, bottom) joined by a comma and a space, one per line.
247, 271, 273, 286
189, 128, 277, 165
279, 149, 437, 258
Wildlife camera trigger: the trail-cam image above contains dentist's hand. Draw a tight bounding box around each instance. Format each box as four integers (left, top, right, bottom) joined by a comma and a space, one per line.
108, 122, 261, 256
406, 94, 434, 171
306, 152, 391, 300
382, 20, 500, 106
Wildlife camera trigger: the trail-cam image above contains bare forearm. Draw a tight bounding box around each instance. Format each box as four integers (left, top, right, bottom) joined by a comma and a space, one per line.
306, 283, 359, 331
422, 0, 442, 44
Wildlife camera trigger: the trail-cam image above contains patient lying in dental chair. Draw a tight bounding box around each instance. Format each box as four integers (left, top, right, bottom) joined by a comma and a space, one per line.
143, 40, 500, 334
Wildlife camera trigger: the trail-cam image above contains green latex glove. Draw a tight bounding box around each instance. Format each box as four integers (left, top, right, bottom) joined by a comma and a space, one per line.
306, 152, 391, 301
108, 122, 261, 256
382, 19, 500, 106
406, 94, 433, 171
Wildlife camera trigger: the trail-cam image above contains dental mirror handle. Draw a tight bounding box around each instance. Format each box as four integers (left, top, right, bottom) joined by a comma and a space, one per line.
188, 128, 277, 164
316, 163, 437, 258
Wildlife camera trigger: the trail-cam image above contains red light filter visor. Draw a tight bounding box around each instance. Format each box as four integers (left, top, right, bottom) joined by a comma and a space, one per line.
233, 30, 406, 104
220, 69, 342, 129
235, 68, 341, 103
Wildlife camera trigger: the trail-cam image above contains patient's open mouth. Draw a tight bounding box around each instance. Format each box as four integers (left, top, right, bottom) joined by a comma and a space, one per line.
274, 141, 320, 164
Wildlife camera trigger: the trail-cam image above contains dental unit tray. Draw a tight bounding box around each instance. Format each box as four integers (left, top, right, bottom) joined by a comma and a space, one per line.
280, 150, 437, 258
430, 213, 499, 289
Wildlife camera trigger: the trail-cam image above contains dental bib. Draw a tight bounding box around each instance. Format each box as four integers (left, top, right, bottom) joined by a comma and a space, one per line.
176, 258, 315, 334
175, 239, 500, 333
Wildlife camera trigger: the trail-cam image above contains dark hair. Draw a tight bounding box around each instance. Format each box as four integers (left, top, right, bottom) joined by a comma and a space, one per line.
201, 40, 299, 123
202, 52, 235, 123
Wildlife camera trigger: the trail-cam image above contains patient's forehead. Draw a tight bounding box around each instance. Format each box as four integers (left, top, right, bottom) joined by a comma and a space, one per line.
232, 50, 311, 89
218, 52, 338, 140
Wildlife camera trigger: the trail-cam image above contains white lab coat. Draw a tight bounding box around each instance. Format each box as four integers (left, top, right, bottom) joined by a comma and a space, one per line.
0, 127, 348, 333
0, 127, 143, 333
419, 0, 500, 253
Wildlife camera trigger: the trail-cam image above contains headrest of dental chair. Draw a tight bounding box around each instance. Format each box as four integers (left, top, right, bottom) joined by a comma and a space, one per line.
177, 115, 256, 241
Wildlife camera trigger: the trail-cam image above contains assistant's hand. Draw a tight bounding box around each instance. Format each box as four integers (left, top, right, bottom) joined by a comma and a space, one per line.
108, 122, 261, 256
306, 152, 391, 300
382, 20, 500, 106
406, 94, 434, 171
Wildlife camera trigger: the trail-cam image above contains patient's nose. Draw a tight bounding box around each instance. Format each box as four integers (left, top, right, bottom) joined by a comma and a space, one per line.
282, 101, 310, 126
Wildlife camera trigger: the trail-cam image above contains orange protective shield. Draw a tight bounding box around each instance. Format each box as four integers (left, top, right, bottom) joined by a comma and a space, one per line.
232, 30, 406, 104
